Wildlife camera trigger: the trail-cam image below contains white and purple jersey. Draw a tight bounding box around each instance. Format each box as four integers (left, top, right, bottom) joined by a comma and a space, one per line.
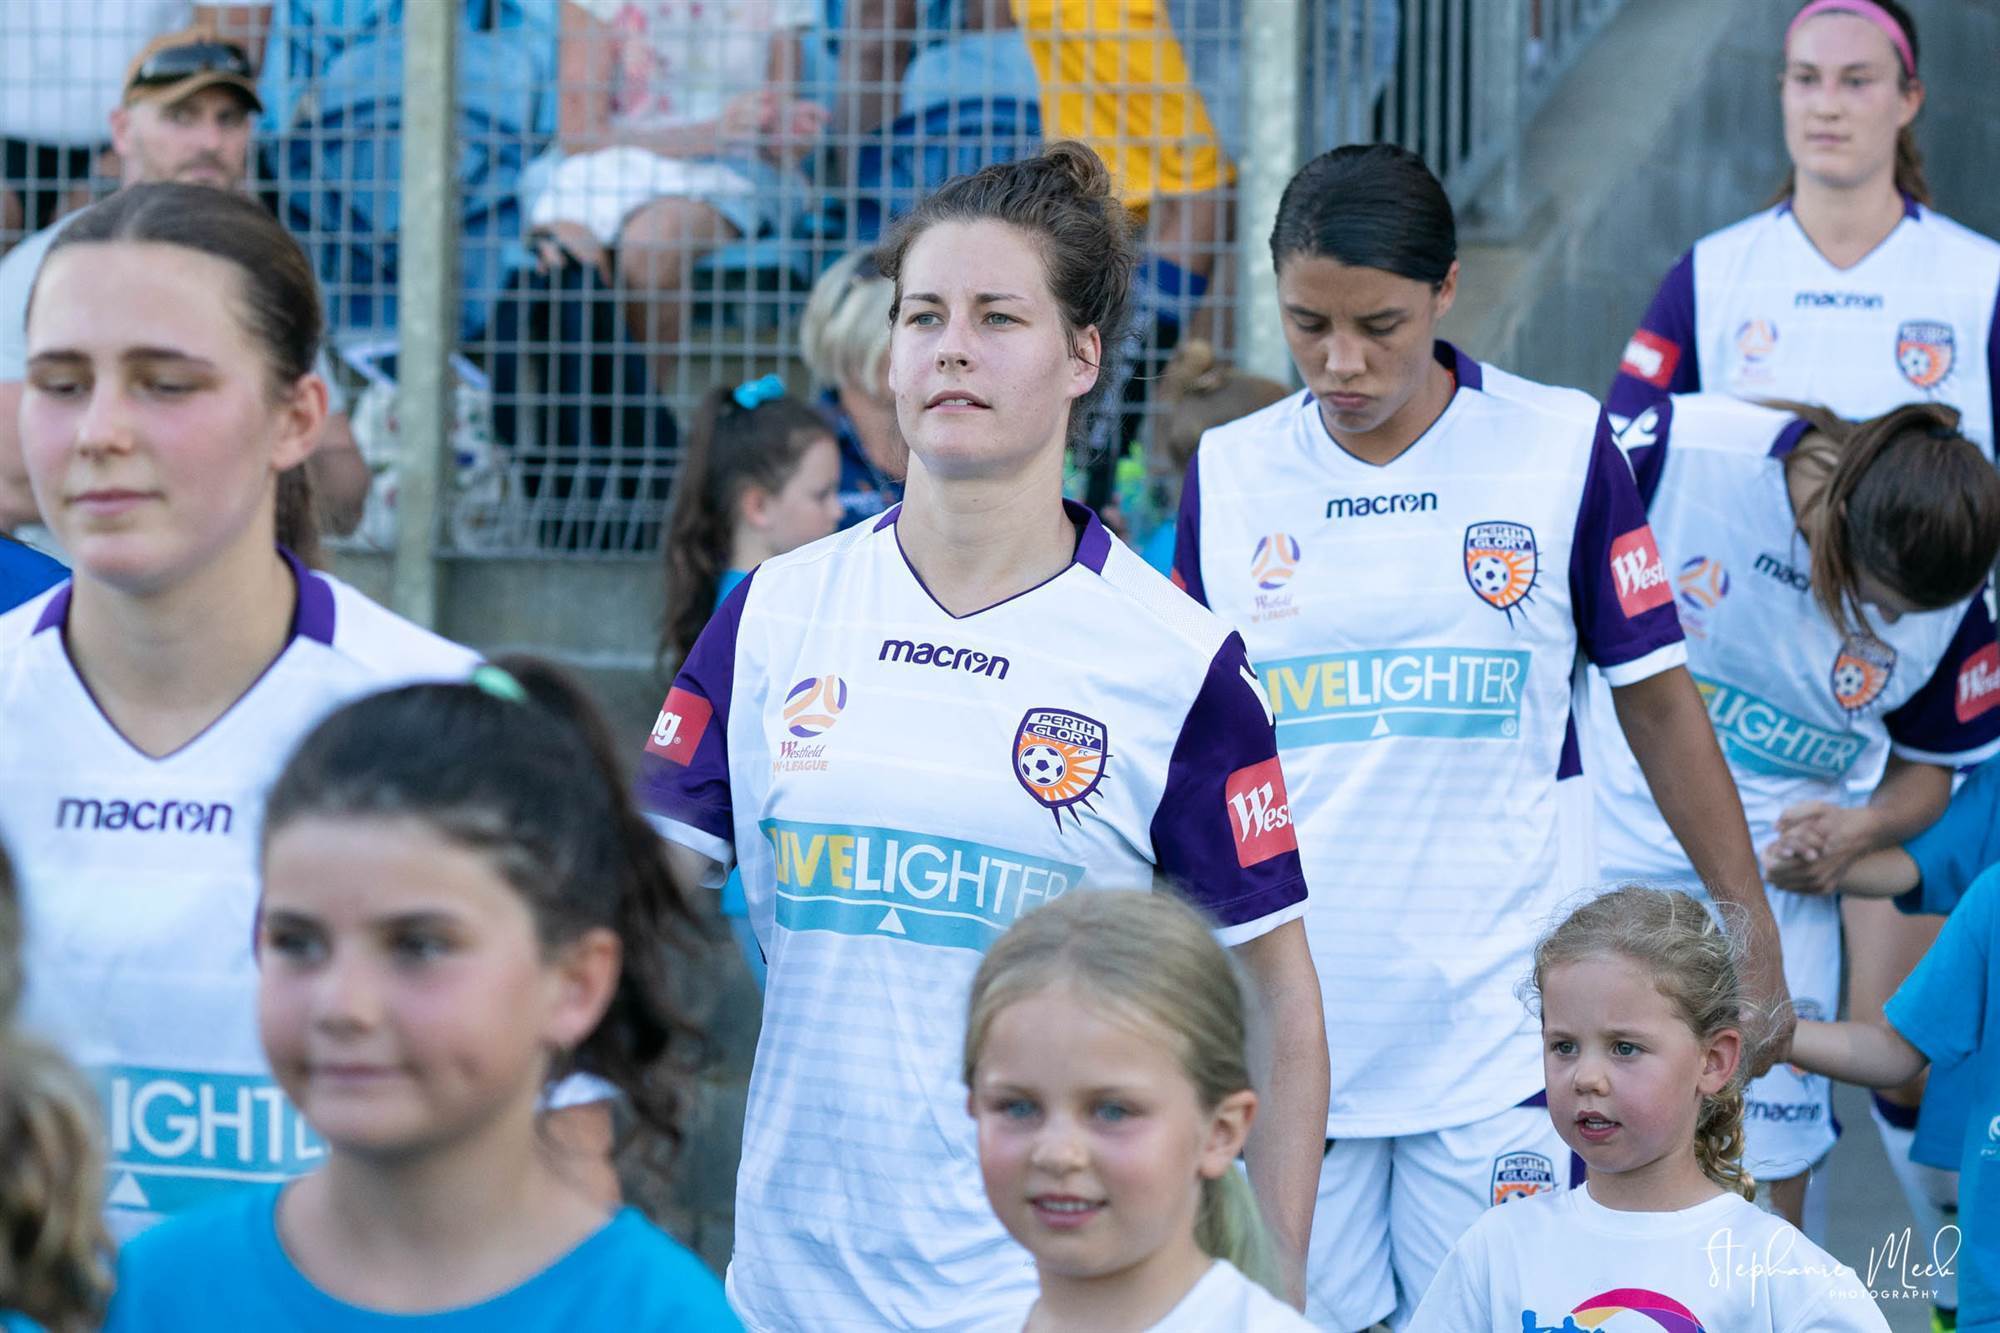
0, 553, 480, 1238
1174, 342, 1688, 1136
1585, 397, 2000, 1171
636, 501, 1307, 1333
1607, 200, 2000, 453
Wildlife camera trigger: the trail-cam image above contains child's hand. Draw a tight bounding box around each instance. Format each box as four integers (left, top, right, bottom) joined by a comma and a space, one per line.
531, 221, 613, 286
1762, 800, 1879, 895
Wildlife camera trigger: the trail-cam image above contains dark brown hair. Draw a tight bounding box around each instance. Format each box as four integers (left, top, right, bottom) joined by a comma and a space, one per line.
1776, 0, 1929, 205
1270, 143, 1457, 286
875, 141, 1138, 442
261, 657, 719, 1161
30, 181, 324, 561
1777, 401, 2000, 635
659, 385, 834, 670
0, 843, 113, 1332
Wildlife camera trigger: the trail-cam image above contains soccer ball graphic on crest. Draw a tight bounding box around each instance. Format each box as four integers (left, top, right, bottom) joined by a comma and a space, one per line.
1017, 743, 1068, 789
1467, 555, 1512, 599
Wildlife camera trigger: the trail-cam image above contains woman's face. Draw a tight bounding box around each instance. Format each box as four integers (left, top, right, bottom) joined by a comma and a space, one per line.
20, 242, 320, 595
1782, 12, 1921, 193
1275, 253, 1455, 445
888, 220, 1100, 483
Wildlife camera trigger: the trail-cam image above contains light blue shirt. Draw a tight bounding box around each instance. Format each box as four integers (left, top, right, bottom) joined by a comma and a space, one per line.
104, 1185, 740, 1332
1884, 864, 2000, 1330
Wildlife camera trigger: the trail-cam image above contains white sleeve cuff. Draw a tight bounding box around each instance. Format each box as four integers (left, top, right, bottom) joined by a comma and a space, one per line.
1598, 639, 1688, 690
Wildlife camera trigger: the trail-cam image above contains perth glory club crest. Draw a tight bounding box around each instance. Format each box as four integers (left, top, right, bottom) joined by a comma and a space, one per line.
1014, 709, 1109, 830
1464, 521, 1539, 621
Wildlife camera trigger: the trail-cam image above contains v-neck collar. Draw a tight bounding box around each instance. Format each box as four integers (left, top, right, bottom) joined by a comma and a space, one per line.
878, 498, 1112, 621
1302, 340, 1478, 471
37, 547, 335, 764
1776, 193, 1919, 274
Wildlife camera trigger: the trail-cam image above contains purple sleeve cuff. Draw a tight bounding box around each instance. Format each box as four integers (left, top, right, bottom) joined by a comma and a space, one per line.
1149, 634, 1308, 934
634, 570, 755, 847
1170, 451, 1208, 605
1606, 250, 1700, 421
1986, 282, 1999, 457
1569, 412, 1686, 672
1884, 595, 2000, 762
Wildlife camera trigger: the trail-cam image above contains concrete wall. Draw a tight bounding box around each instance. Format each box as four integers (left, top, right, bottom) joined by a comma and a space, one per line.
1446, 0, 2000, 396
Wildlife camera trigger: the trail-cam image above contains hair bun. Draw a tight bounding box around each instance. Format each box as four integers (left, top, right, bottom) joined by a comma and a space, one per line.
1037, 141, 1117, 205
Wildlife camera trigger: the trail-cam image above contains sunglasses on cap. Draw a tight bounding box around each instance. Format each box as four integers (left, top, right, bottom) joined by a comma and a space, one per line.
129, 40, 253, 91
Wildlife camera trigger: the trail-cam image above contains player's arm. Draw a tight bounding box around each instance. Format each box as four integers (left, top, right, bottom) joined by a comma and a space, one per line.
1611, 668, 1788, 1072
1787, 1018, 1928, 1088
1231, 919, 1326, 1307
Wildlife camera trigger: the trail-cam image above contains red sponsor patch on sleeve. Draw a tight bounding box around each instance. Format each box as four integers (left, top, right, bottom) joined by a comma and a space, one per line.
1608, 527, 1674, 619
1957, 644, 2000, 723
645, 686, 713, 765
1224, 757, 1298, 868
1170, 565, 1187, 592
1619, 329, 1681, 389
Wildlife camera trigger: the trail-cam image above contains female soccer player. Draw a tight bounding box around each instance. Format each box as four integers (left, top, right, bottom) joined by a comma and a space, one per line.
638, 143, 1327, 1330
1172, 143, 1781, 1330
0, 183, 609, 1240
1586, 395, 2000, 1236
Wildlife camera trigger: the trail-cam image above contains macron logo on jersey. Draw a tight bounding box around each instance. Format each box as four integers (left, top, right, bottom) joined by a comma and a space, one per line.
1609, 528, 1673, 618
1618, 329, 1680, 388
1958, 644, 2000, 723
646, 687, 712, 765
1224, 758, 1297, 868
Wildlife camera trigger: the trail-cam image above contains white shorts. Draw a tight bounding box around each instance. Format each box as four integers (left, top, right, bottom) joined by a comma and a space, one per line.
1306, 1097, 1576, 1330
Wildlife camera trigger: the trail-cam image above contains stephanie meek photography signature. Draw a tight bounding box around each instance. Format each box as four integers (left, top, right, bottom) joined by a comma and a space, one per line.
1701, 1224, 1959, 1305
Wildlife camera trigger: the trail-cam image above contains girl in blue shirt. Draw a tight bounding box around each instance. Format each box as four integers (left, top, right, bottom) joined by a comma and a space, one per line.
104, 661, 740, 1331
659, 377, 841, 986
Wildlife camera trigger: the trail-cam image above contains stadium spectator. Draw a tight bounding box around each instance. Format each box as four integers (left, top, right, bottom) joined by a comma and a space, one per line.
1, 1, 269, 250
0, 25, 369, 542
799, 248, 907, 530
528, 0, 826, 387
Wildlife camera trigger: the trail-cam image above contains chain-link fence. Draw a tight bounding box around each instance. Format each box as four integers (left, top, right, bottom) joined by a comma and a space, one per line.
1, 0, 1631, 599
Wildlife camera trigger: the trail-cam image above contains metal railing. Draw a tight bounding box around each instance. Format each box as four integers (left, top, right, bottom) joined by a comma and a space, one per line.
0, 0, 1632, 624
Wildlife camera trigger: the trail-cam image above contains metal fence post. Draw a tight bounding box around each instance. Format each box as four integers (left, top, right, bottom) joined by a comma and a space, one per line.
1237, 0, 1307, 385
390, 3, 458, 627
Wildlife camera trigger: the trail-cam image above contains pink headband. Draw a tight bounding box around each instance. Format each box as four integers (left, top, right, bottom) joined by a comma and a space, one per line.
1787, 0, 1916, 76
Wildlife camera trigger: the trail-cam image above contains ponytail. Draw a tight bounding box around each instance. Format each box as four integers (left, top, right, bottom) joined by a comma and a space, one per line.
1695, 1081, 1755, 1200
276, 463, 324, 570
1194, 1166, 1283, 1299
0, 1037, 113, 1332
1776, 400, 2000, 636
660, 383, 835, 670
263, 656, 723, 1163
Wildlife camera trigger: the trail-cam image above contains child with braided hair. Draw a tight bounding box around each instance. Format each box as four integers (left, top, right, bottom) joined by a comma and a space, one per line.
1412, 886, 1887, 1332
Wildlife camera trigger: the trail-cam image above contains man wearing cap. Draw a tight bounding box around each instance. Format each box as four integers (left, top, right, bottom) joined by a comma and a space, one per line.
0, 26, 369, 543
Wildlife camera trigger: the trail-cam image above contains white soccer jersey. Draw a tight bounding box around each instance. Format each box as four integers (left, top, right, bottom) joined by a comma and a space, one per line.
1142, 1260, 1319, 1332
1608, 200, 2000, 454
1408, 1184, 1889, 1333
1584, 394, 2000, 1172
637, 502, 1308, 1333
1174, 342, 1688, 1136
0, 553, 479, 1237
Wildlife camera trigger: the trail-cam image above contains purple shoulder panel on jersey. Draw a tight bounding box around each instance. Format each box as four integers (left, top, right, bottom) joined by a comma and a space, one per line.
634, 569, 756, 844
1437, 339, 1483, 390
1568, 412, 1685, 672
281, 547, 337, 645
1148, 633, 1307, 932
1884, 594, 2000, 758
1766, 416, 1813, 460
873, 502, 902, 531
1069, 499, 1113, 573
1170, 452, 1207, 606
1606, 250, 1700, 422
32, 584, 68, 633
1618, 396, 1676, 511
1986, 280, 1999, 456
1557, 711, 1582, 780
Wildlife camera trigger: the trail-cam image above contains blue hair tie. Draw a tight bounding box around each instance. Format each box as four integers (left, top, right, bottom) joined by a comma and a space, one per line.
470, 663, 529, 704
732, 373, 786, 411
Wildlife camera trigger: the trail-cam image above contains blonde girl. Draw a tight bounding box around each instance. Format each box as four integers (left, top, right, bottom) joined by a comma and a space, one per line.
1411, 886, 1886, 1332
963, 890, 1314, 1333
0, 839, 110, 1333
